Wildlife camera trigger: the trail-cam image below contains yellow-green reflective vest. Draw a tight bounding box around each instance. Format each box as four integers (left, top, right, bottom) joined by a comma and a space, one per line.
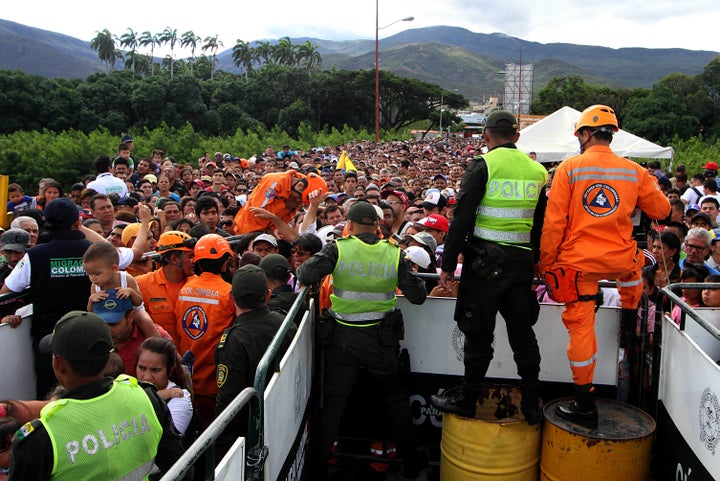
40, 375, 163, 481
331, 236, 400, 325
474, 148, 547, 246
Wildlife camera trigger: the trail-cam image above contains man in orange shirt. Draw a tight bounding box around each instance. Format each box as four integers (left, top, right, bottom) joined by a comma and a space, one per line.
540, 105, 670, 428
175, 234, 236, 427
136, 231, 196, 345
233, 171, 326, 234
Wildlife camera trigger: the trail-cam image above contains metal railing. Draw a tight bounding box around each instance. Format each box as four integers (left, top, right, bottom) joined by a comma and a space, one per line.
159, 285, 310, 481
246, 285, 310, 481
159, 387, 261, 481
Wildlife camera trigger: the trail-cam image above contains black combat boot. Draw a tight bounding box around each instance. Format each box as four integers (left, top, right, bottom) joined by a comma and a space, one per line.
555, 383, 598, 428
430, 385, 477, 418
520, 382, 543, 426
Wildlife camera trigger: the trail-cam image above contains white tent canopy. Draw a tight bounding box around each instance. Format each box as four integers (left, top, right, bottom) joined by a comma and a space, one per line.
516, 106, 674, 164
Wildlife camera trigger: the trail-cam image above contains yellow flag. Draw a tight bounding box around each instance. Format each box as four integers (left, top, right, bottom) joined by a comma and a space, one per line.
337, 150, 357, 173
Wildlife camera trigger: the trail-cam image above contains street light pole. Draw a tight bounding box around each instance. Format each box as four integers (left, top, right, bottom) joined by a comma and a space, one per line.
374, 7, 413, 143
438, 92, 444, 137
375, 0, 380, 143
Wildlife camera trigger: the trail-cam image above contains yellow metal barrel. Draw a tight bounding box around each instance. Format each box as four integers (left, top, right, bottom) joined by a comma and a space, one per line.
540, 398, 655, 481
440, 384, 542, 481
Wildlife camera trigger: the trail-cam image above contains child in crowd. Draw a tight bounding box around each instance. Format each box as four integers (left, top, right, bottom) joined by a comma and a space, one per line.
0, 417, 21, 481
6, 183, 33, 215
82, 241, 159, 337
702, 274, 720, 307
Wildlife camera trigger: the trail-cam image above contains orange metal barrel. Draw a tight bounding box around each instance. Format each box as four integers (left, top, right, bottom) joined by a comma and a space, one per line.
540, 398, 655, 481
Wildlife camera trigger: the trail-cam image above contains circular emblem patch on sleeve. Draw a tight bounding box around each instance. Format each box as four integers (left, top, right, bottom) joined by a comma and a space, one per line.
582, 183, 619, 217
217, 364, 228, 388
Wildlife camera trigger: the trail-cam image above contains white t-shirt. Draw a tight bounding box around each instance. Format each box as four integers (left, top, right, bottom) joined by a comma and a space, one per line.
165, 380, 194, 435
681, 185, 703, 205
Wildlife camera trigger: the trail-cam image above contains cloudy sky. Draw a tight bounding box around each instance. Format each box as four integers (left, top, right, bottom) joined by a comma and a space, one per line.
3, 0, 719, 55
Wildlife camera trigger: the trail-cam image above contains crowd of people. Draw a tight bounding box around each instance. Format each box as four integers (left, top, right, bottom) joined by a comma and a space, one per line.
0, 108, 719, 479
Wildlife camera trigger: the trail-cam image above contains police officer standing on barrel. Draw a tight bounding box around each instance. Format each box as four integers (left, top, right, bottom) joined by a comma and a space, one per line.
297, 201, 427, 479
431, 110, 548, 425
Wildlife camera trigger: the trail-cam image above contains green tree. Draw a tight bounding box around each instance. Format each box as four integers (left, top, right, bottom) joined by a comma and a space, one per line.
273, 37, 296, 67
202, 35, 223, 80
138, 31, 158, 76
181, 30, 202, 75
90, 29, 120, 73
232, 40, 255, 82
159, 27, 178, 78
297, 40, 322, 75
119, 28, 139, 78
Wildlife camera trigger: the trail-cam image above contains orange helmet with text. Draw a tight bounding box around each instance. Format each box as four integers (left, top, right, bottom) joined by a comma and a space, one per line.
156, 231, 194, 252
194, 234, 232, 260
574, 104, 619, 136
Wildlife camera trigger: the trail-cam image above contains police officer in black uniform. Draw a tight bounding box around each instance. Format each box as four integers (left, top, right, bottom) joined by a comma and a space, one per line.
430, 111, 548, 425
297, 201, 427, 479
214, 265, 297, 460
7, 311, 189, 481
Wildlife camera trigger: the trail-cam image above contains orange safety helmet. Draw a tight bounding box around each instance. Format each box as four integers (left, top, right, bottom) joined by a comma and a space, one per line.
156, 230, 195, 252
194, 233, 232, 260
302, 172, 328, 204
574, 104, 619, 136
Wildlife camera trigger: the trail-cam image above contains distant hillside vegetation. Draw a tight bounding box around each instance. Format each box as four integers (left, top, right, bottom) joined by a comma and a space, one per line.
1, 20, 717, 102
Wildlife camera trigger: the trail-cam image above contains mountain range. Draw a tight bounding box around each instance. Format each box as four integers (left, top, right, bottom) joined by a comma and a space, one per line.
1, 19, 718, 102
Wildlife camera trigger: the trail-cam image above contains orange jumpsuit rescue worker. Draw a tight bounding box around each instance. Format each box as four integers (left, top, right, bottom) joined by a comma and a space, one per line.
136, 231, 196, 346
540, 105, 670, 428
233, 171, 327, 234
175, 234, 235, 428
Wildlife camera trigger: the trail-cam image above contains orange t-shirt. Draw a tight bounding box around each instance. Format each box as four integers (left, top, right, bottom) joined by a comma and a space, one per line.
175, 272, 235, 396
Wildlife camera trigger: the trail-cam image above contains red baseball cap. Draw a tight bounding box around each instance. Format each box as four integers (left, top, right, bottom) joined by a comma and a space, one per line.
705, 162, 719, 171
417, 214, 449, 233
381, 190, 409, 206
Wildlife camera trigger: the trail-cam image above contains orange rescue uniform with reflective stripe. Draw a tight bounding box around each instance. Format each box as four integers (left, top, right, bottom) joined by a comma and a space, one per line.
233, 171, 305, 234
540, 144, 670, 385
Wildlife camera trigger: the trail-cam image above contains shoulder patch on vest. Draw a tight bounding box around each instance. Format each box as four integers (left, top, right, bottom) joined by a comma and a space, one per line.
15, 421, 34, 441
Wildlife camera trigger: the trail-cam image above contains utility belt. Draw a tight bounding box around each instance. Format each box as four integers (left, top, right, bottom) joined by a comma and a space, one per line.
316, 309, 404, 347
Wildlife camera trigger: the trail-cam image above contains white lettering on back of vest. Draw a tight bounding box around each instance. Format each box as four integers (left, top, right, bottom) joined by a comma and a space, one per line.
64, 414, 151, 464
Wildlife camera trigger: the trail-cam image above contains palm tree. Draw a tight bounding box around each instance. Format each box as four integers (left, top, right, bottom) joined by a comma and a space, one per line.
90, 29, 118, 73
255, 41, 272, 67
202, 35, 223, 80
232, 40, 255, 82
180, 30, 201, 75
273, 37, 295, 66
297, 40, 322, 75
119, 28, 139, 77
159, 27, 178, 77
138, 31, 158, 76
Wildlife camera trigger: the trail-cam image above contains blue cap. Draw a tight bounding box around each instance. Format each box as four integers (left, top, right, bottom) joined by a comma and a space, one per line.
686, 203, 701, 215
93, 289, 133, 324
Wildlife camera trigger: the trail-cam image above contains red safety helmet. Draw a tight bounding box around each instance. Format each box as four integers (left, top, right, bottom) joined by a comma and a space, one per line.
194, 234, 232, 261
